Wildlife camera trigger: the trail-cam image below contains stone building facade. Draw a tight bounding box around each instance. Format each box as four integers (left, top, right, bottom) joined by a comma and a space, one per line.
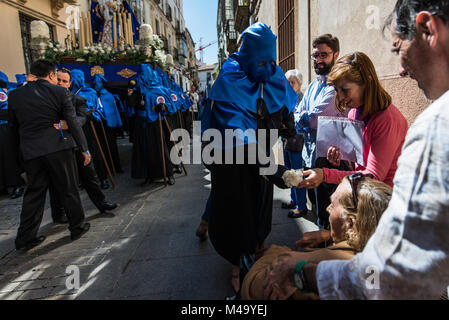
0, 0, 90, 79
0, 0, 198, 91
139, 0, 198, 90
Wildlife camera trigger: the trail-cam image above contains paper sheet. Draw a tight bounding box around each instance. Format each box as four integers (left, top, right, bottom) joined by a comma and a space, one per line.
316, 116, 365, 166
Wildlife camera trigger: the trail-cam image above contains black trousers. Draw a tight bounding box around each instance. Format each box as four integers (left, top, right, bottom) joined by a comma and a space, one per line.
49, 149, 105, 220
15, 149, 85, 248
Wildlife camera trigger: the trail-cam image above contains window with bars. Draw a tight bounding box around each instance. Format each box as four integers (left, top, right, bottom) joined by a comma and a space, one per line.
277, 0, 295, 72
19, 12, 55, 73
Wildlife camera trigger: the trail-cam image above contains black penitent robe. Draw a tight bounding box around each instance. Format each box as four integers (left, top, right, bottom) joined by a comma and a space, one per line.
128, 90, 174, 180
182, 110, 193, 136
209, 163, 274, 266
91, 119, 122, 177
0, 123, 23, 190
207, 103, 294, 266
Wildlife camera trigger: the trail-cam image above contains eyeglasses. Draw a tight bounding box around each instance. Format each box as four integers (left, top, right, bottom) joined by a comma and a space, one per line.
311, 51, 333, 60
347, 173, 374, 209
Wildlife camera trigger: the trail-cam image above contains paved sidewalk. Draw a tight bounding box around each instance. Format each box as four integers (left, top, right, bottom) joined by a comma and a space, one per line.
0, 139, 316, 300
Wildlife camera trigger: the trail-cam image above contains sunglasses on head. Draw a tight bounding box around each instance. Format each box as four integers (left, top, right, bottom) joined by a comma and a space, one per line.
348, 173, 374, 209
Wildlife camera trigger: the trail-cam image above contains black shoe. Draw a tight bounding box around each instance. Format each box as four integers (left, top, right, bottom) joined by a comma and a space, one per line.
53, 215, 69, 224
101, 179, 110, 190
282, 202, 296, 210
175, 166, 183, 174
168, 176, 175, 185
288, 209, 309, 219
100, 201, 117, 213
10, 186, 24, 199
71, 223, 90, 241
16, 236, 46, 251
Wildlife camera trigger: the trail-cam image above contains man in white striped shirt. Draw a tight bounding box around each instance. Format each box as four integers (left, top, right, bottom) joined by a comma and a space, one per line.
263, 0, 449, 299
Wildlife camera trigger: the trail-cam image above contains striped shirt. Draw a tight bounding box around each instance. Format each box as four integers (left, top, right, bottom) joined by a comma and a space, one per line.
317, 90, 449, 299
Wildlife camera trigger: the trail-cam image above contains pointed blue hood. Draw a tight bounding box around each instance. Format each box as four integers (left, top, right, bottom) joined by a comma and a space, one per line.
71, 69, 87, 93
208, 23, 296, 116
137, 64, 176, 120
69, 69, 101, 120
203, 23, 297, 147
238, 22, 277, 83
92, 73, 122, 127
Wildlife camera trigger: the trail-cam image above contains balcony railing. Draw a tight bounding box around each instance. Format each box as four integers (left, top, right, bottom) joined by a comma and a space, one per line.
166, 7, 173, 22
176, 22, 186, 40
228, 30, 237, 40
234, 0, 250, 33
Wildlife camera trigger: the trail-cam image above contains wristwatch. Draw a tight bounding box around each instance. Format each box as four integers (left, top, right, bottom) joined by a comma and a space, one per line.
293, 260, 309, 292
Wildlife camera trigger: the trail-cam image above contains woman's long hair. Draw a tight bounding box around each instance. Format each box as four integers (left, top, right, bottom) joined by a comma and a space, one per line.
327, 52, 392, 119
339, 178, 393, 252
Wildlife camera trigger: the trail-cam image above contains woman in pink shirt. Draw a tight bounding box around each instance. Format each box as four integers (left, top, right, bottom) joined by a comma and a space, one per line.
299, 52, 408, 225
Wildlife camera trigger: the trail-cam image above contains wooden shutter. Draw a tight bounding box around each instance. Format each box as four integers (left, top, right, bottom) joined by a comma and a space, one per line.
277, 0, 295, 72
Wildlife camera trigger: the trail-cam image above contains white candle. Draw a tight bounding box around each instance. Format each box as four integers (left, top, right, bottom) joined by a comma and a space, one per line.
113, 12, 117, 50
128, 12, 134, 46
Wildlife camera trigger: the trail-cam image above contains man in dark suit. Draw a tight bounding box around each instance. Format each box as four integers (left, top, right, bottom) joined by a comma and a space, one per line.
48, 68, 117, 223
8, 60, 91, 250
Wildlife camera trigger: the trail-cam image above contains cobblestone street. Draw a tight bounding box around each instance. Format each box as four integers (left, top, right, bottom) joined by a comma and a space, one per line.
0, 138, 310, 300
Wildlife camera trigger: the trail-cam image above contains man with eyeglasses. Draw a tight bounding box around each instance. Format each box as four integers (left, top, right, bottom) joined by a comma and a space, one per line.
48, 68, 117, 224
293, 34, 348, 227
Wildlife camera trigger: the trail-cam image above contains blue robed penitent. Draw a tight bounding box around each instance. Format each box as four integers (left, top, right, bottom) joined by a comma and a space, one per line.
71, 69, 102, 122
201, 23, 297, 148
93, 74, 122, 128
